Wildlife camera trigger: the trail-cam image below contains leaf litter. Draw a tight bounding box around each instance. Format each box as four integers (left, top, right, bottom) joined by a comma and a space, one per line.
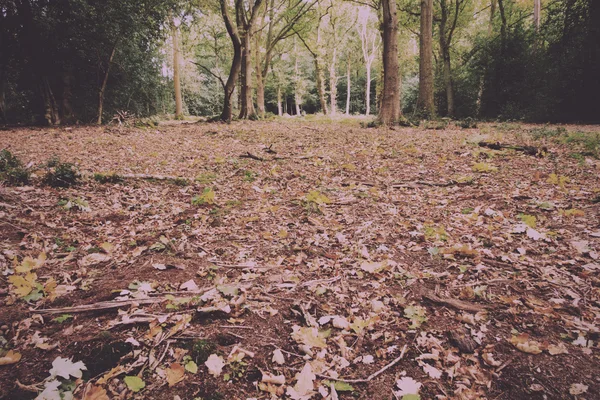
0, 121, 599, 399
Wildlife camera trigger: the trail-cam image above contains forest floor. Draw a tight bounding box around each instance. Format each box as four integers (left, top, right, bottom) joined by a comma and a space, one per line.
0, 119, 599, 400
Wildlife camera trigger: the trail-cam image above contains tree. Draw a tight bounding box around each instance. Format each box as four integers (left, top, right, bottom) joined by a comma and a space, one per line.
416, 0, 435, 117
172, 15, 184, 119
378, 0, 402, 125
218, 0, 263, 121
295, 2, 329, 114
254, 0, 316, 117
357, 7, 380, 116
436, 0, 468, 117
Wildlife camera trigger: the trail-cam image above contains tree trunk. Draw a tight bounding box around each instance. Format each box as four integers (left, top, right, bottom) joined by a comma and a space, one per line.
239, 32, 256, 119
365, 63, 372, 115
345, 57, 351, 115
439, 2, 454, 117
277, 86, 282, 116
61, 66, 74, 123
533, 0, 541, 31
0, 66, 6, 124
97, 43, 117, 125
329, 48, 337, 115
378, 0, 401, 125
219, 0, 243, 122
42, 76, 60, 126
172, 21, 183, 119
315, 59, 328, 115
416, 0, 435, 117
255, 32, 265, 118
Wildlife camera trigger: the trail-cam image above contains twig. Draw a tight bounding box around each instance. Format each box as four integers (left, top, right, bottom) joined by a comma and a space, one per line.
316, 344, 407, 383
422, 291, 486, 312
33, 288, 213, 314
240, 152, 265, 161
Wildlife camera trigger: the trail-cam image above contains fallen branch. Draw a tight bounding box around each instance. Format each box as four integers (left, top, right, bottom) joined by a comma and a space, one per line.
422, 291, 486, 312
478, 141, 547, 157
240, 152, 265, 161
391, 180, 471, 189
316, 344, 407, 383
33, 287, 214, 315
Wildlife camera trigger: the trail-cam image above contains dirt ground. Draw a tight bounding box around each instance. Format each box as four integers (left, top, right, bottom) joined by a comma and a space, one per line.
0, 119, 599, 400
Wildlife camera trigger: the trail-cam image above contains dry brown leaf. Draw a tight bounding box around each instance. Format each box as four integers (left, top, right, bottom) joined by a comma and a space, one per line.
166, 362, 185, 386
0, 350, 22, 365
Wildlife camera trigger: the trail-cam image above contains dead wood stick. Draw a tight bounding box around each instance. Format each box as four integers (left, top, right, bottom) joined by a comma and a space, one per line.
391, 180, 470, 189
422, 291, 486, 312
32, 288, 214, 315
316, 344, 407, 383
240, 152, 265, 161
478, 141, 546, 156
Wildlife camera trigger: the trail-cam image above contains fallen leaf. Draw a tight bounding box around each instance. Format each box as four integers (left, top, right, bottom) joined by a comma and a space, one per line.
49, 357, 87, 379
82, 384, 110, 400
166, 362, 185, 386
79, 253, 111, 267
569, 383, 588, 395
205, 354, 225, 377
394, 377, 422, 398
0, 350, 22, 365
272, 349, 285, 365
124, 376, 145, 392
547, 342, 568, 355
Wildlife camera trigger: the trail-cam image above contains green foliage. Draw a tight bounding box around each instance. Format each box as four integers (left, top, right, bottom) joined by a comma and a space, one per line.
192, 187, 215, 205
43, 159, 79, 188
191, 339, 216, 364
0, 150, 30, 186
93, 172, 124, 184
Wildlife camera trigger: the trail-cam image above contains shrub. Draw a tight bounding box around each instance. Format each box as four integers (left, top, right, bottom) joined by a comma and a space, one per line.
43, 159, 79, 187
0, 149, 30, 185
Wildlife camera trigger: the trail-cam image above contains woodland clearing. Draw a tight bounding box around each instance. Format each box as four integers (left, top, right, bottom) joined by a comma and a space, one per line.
0, 119, 599, 400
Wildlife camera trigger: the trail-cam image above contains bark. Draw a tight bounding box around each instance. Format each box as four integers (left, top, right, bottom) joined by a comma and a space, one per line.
416, 0, 435, 117
220, 0, 243, 122
329, 48, 337, 115
378, 0, 401, 125
42, 76, 60, 125
533, 0, 541, 31
239, 33, 256, 119
172, 20, 183, 119
0, 67, 6, 124
345, 57, 351, 115
438, 0, 460, 117
61, 66, 74, 123
366, 65, 372, 115
315, 59, 328, 115
277, 86, 282, 116
97, 43, 117, 125
255, 32, 265, 117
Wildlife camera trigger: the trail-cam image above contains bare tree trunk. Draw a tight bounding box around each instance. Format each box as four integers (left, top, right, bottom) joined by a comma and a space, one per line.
97, 42, 117, 125
0, 66, 6, 124
239, 33, 256, 119
533, 0, 541, 31
61, 66, 74, 123
345, 57, 351, 115
416, 0, 435, 117
315, 59, 328, 115
442, 52, 454, 116
220, 0, 243, 122
294, 43, 302, 115
255, 33, 265, 117
378, 0, 401, 125
329, 48, 337, 115
172, 21, 183, 119
439, 0, 454, 117
42, 77, 60, 125
277, 86, 283, 116
366, 63, 372, 115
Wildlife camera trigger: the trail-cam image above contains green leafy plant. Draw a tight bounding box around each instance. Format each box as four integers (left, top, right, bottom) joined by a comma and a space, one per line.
0, 149, 30, 185
43, 159, 79, 187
